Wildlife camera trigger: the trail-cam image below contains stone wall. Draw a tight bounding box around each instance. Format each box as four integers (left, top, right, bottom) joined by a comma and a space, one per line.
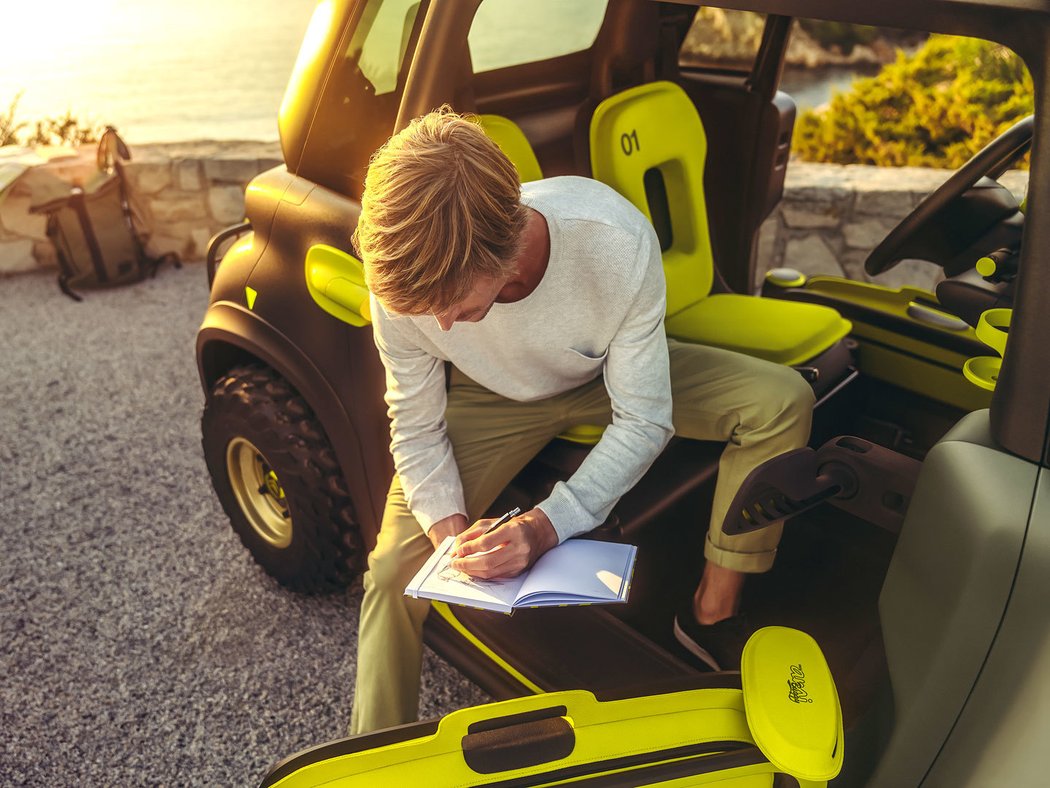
754, 163, 1029, 293
0, 140, 282, 275
0, 141, 1029, 287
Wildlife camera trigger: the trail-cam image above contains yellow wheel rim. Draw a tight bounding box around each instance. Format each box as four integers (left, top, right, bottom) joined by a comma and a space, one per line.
226, 437, 293, 548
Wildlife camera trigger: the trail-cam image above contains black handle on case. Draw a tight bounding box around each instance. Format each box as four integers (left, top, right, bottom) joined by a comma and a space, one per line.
462, 705, 575, 774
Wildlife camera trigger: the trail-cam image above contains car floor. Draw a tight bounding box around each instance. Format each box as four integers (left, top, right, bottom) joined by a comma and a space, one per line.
740, 504, 897, 727
614, 497, 896, 730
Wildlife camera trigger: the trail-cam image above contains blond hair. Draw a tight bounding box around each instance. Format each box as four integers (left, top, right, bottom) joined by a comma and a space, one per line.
352, 106, 529, 315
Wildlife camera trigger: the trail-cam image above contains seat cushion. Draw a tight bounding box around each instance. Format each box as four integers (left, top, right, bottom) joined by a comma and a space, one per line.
665, 294, 852, 367
558, 298, 850, 445
558, 423, 607, 445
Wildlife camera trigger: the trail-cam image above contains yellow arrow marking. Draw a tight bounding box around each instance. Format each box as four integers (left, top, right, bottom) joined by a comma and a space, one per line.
245, 286, 258, 310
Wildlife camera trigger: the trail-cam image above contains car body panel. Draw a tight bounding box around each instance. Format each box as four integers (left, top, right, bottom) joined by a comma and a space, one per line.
921, 462, 1049, 786
196, 303, 380, 532
871, 410, 1039, 786
277, 0, 359, 175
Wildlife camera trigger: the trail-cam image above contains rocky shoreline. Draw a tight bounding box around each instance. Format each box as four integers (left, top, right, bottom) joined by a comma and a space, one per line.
681, 10, 922, 69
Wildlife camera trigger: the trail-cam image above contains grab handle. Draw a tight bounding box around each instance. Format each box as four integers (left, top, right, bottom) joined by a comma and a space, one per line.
304, 244, 372, 327
206, 220, 252, 287
462, 706, 575, 774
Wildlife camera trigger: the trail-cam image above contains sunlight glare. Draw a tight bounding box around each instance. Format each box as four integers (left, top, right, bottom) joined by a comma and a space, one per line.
3, 2, 117, 65
279, 0, 335, 124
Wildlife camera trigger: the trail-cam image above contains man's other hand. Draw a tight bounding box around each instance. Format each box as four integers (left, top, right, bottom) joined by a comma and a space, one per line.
427, 513, 469, 550
450, 508, 558, 580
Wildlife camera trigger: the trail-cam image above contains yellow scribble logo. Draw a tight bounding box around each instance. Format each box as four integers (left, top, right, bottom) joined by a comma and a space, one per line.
787, 663, 813, 704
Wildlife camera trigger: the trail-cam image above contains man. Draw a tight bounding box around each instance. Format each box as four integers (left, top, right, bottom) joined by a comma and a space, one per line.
348, 107, 815, 734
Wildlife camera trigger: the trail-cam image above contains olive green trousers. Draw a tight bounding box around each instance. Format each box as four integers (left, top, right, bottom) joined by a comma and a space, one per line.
349, 339, 815, 734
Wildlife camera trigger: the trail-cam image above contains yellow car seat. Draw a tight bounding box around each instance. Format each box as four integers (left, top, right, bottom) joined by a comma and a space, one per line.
588, 81, 851, 366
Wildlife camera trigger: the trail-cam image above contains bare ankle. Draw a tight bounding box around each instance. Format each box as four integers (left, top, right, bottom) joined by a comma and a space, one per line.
694, 599, 735, 626
693, 564, 746, 625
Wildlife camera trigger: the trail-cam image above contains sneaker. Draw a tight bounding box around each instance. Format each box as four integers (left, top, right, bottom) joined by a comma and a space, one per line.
673, 605, 751, 672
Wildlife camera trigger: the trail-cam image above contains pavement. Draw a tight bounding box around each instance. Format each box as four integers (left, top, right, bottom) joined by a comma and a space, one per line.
0, 264, 490, 785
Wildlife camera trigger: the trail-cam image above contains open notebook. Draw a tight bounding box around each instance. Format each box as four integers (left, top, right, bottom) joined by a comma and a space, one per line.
405, 535, 638, 615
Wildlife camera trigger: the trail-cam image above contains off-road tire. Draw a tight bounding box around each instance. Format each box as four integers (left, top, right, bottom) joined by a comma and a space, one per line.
202, 364, 363, 593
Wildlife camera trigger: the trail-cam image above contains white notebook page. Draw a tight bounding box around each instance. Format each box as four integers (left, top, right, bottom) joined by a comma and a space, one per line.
516, 539, 635, 604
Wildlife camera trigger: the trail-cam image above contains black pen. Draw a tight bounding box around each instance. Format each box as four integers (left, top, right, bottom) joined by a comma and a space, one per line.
481, 506, 521, 536
451, 507, 521, 560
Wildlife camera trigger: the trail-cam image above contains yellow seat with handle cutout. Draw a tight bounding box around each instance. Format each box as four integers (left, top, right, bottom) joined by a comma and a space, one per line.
589, 81, 850, 361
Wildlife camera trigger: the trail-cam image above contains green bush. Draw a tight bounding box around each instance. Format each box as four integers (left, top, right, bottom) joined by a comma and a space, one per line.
796, 20, 881, 55
793, 35, 1033, 168
0, 90, 102, 148
25, 110, 102, 147
0, 92, 28, 146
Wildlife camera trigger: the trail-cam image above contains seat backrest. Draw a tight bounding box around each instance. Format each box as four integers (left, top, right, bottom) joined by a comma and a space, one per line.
477, 114, 544, 183
589, 81, 714, 318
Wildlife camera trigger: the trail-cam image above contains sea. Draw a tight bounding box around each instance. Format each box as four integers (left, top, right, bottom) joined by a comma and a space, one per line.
1, 0, 318, 145
0, 0, 858, 147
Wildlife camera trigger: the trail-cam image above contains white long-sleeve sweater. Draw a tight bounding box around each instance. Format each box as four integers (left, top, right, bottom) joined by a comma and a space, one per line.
370, 175, 674, 543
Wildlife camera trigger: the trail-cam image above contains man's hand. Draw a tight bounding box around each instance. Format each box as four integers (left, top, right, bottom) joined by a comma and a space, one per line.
427, 513, 469, 550
450, 508, 558, 580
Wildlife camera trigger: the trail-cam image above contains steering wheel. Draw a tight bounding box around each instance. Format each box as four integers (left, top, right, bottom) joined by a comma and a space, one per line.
865, 116, 1034, 276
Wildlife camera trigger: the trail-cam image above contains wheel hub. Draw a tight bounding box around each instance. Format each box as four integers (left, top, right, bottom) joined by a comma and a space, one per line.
226, 437, 293, 548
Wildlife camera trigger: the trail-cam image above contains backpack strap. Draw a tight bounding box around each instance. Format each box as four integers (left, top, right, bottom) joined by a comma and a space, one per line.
45, 214, 85, 302
57, 273, 84, 302
111, 152, 183, 279
144, 250, 182, 278
68, 187, 109, 284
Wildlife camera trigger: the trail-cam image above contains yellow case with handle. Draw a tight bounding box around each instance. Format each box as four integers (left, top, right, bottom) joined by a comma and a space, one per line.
262, 627, 841, 787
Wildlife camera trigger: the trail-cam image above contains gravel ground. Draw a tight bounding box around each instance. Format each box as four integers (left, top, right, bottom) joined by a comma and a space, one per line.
0, 265, 490, 786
